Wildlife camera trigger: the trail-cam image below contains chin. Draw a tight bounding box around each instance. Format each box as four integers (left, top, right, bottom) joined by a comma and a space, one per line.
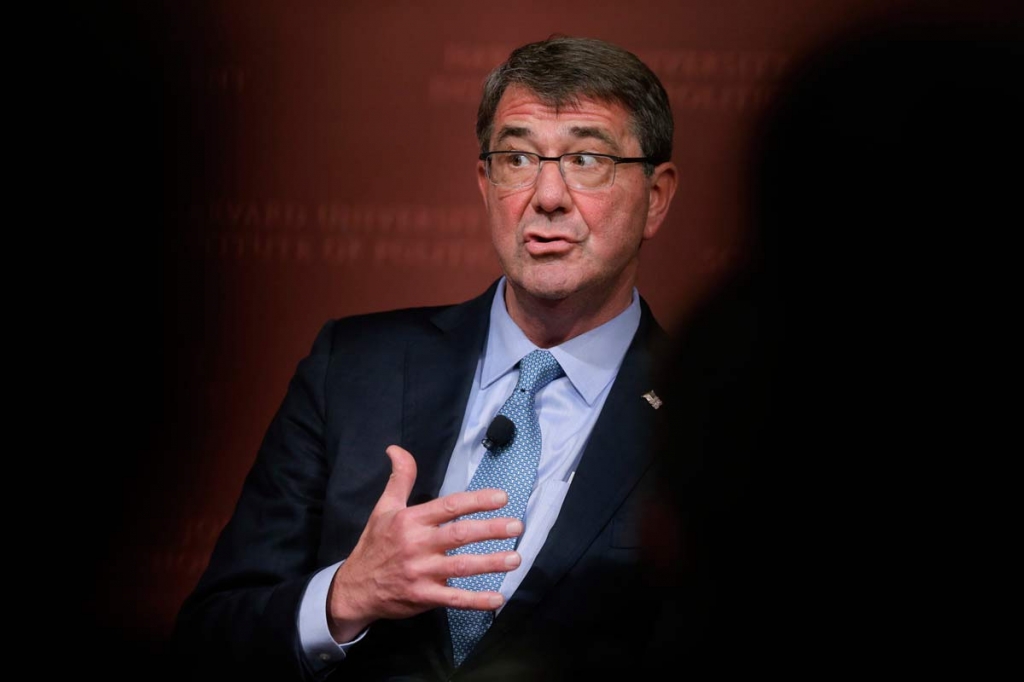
508, 267, 581, 302
525, 287, 574, 302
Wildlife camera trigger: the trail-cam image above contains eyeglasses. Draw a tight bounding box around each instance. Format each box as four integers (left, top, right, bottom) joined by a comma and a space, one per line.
479, 151, 658, 190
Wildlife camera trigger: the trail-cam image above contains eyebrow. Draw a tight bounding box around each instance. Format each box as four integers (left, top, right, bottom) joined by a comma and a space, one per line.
495, 126, 532, 147
569, 126, 620, 153
494, 125, 622, 154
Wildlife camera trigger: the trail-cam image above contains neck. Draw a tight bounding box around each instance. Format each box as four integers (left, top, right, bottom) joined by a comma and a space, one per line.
504, 278, 636, 348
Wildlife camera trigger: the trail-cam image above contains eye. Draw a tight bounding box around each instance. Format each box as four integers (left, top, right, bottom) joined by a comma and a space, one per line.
505, 152, 534, 168
565, 153, 601, 169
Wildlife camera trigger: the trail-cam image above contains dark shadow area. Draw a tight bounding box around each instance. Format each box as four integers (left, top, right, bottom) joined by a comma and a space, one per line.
53, 4, 215, 677
648, 1, 1022, 675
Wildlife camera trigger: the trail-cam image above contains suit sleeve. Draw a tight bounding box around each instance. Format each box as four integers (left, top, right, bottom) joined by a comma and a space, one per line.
171, 320, 338, 681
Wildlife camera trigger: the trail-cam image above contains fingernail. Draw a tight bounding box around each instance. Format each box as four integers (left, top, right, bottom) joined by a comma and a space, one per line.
489, 594, 504, 608
505, 552, 521, 569
506, 520, 523, 536
492, 491, 508, 505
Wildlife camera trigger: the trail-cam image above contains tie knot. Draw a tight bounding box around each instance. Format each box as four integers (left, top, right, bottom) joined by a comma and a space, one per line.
515, 349, 564, 396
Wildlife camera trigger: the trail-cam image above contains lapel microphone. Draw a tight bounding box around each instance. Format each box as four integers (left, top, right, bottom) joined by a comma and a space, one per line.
481, 415, 515, 451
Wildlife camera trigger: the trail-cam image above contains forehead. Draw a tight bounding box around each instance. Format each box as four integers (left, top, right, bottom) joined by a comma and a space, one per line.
490, 85, 638, 152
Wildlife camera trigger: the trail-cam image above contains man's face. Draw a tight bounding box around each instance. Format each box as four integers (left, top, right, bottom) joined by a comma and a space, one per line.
478, 85, 676, 319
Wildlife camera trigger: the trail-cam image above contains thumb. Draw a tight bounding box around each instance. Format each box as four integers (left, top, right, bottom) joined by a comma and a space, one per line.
376, 444, 417, 513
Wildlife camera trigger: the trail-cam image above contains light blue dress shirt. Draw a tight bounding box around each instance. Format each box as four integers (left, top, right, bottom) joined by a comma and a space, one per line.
298, 278, 641, 669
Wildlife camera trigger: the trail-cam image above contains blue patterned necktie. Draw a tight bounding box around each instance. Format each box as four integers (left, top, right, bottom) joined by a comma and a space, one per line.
446, 349, 565, 667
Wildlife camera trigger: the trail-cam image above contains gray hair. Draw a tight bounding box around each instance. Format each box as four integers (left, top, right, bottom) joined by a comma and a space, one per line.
477, 36, 673, 172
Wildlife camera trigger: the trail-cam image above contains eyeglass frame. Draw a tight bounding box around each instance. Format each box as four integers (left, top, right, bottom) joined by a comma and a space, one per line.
478, 150, 665, 190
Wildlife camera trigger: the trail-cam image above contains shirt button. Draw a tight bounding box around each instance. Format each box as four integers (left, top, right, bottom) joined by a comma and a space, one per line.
319, 653, 332, 662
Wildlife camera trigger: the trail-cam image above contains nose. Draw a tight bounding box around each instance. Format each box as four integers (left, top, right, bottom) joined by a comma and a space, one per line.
531, 159, 573, 215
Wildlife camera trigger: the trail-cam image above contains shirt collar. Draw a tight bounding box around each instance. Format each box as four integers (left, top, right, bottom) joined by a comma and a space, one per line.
481, 277, 642, 406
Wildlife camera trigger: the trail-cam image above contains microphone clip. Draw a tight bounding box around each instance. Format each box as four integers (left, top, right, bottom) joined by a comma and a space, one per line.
482, 414, 515, 452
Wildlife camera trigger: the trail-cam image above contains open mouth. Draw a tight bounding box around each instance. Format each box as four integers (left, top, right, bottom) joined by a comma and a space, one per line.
525, 236, 574, 256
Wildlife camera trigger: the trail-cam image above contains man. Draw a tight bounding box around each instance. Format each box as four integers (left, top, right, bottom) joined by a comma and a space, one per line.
173, 35, 678, 680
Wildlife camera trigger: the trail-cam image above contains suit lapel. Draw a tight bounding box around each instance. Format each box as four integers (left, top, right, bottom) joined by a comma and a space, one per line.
401, 281, 498, 506
399, 283, 499, 671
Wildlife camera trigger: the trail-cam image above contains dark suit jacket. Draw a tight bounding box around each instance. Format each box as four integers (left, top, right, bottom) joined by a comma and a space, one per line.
172, 281, 674, 681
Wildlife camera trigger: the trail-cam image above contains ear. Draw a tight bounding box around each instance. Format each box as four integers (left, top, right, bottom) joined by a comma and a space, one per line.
477, 159, 491, 211
642, 162, 678, 241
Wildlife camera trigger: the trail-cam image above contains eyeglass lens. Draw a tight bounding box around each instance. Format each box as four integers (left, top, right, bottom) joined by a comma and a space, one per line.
488, 153, 614, 189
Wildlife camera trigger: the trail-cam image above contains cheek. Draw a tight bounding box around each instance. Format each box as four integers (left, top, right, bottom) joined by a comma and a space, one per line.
573, 195, 611, 227
488, 204, 513, 239
487, 202, 519, 255
586, 201, 648, 256
577, 195, 632, 238
489, 192, 529, 232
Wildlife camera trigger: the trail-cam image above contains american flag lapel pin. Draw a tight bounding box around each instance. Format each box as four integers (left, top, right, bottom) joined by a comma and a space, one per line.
641, 390, 663, 410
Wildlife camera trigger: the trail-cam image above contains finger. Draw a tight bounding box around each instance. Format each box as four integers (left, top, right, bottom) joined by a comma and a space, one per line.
444, 550, 522, 579
438, 517, 523, 552
422, 584, 505, 612
375, 445, 418, 513
411, 488, 509, 526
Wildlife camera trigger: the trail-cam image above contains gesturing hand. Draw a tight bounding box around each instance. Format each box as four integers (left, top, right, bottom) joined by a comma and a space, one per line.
326, 445, 522, 643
